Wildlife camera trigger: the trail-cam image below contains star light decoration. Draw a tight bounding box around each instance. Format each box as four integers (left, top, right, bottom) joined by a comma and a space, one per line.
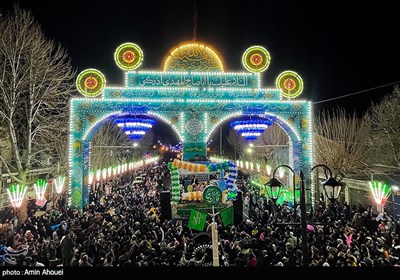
114, 117, 156, 140
230, 119, 272, 141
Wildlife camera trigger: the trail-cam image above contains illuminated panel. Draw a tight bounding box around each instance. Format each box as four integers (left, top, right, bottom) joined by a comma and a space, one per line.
125, 71, 259, 89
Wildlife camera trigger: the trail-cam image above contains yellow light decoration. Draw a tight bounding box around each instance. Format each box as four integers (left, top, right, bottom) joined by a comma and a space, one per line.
76, 69, 106, 98
276, 70, 304, 99
182, 191, 203, 201
163, 42, 224, 72
242, 46, 271, 73
114, 43, 143, 70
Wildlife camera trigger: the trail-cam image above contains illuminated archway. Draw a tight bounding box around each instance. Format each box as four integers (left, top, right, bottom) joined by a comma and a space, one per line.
69, 42, 313, 210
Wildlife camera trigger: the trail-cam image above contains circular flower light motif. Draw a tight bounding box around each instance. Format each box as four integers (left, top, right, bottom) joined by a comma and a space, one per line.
242, 46, 271, 73
76, 69, 106, 98
276, 70, 304, 99
114, 43, 143, 70
185, 118, 204, 136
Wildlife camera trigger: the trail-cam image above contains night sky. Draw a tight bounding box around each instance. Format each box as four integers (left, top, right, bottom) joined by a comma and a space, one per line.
1, 0, 399, 145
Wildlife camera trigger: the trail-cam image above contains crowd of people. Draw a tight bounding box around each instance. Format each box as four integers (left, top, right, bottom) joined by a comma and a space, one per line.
0, 162, 399, 268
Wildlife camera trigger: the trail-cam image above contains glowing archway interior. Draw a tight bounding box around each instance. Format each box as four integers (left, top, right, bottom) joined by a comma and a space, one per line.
69, 42, 313, 210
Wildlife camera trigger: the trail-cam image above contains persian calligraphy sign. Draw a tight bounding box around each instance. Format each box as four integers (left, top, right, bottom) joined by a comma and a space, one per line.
127, 72, 258, 89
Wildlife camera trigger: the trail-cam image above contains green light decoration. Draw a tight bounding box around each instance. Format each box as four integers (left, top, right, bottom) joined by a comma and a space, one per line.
114, 43, 143, 70
251, 180, 299, 206
242, 46, 271, 73
76, 68, 106, 97
276, 70, 304, 99
167, 162, 181, 205
369, 181, 391, 205
7, 184, 28, 208
34, 179, 48, 201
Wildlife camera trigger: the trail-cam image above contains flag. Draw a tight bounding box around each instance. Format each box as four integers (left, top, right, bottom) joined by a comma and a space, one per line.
188, 209, 207, 231
220, 206, 234, 227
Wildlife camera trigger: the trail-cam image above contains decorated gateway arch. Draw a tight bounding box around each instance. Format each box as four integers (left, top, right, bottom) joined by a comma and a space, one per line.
69, 42, 313, 210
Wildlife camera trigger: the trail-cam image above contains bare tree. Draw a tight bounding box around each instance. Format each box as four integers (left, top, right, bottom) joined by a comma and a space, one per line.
314, 108, 371, 179
90, 121, 131, 169
255, 123, 289, 166
227, 123, 289, 166
0, 6, 75, 220
367, 85, 400, 170
90, 121, 154, 169
227, 128, 247, 159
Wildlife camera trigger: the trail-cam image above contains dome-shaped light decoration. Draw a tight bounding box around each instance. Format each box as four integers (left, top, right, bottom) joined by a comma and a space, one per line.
230, 119, 272, 141
114, 117, 155, 140
76, 68, 106, 98
164, 43, 224, 72
276, 70, 304, 99
242, 46, 271, 73
114, 43, 143, 70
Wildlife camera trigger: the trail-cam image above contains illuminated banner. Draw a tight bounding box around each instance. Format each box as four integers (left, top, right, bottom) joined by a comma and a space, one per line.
103, 88, 280, 100
126, 72, 259, 88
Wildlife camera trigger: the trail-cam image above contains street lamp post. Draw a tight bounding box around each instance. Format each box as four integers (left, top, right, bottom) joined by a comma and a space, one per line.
265, 170, 308, 267
299, 171, 308, 267
310, 164, 342, 215
265, 177, 283, 204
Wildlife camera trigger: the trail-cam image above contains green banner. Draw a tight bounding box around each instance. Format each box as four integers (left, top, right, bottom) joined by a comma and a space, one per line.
188, 209, 207, 231
220, 206, 234, 227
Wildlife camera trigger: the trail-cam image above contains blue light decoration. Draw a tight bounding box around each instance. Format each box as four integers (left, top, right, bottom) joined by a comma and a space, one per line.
230, 119, 272, 141
114, 117, 155, 140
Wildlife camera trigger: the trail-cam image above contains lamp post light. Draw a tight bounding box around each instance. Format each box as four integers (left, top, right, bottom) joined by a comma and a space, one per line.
265, 177, 283, 204
310, 164, 342, 213
272, 165, 297, 208
265, 169, 308, 266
